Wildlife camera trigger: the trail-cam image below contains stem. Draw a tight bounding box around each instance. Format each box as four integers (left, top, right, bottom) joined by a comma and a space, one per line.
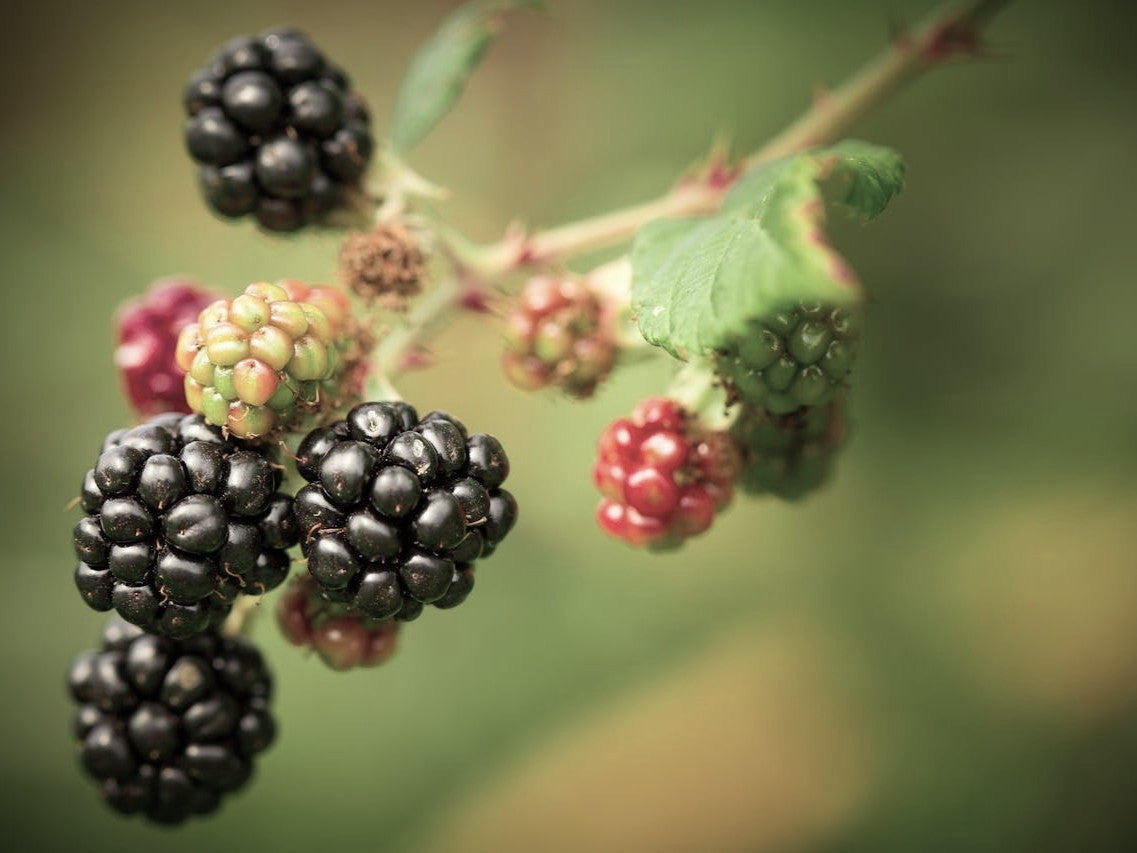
748, 0, 1010, 164
221, 595, 261, 637
371, 274, 462, 378
449, 0, 1008, 277
461, 183, 721, 278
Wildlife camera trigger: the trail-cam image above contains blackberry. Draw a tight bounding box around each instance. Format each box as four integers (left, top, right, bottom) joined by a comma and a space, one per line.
183, 28, 373, 232
593, 397, 740, 549
730, 398, 848, 500
294, 402, 517, 620
67, 618, 275, 824
715, 303, 859, 414
276, 574, 400, 670
73, 413, 298, 637
115, 279, 221, 418
502, 275, 617, 399
175, 280, 366, 439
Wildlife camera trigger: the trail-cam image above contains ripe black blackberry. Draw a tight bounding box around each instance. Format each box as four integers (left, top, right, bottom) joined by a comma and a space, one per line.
184, 28, 374, 233
73, 412, 298, 638
68, 618, 275, 824
294, 402, 518, 620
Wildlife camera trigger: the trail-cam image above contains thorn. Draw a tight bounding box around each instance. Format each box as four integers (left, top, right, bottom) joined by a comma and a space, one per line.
458, 288, 493, 314
923, 18, 983, 64
399, 347, 435, 372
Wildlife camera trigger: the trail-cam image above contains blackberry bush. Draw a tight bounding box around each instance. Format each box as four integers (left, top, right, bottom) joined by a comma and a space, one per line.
63, 0, 1006, 825
116, 279, 221, 418
184, 28, 374, 232
277, 574, 400, 670
593, 397, 740, 549
68, 618, 275, 824
293, 402, 517, 620
73, 413, 297, 637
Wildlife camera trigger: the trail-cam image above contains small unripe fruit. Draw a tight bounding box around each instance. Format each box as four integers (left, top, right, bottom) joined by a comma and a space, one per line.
502, 275, 618, 398
176, 281, 361, 438
717, 303, 860, 414
593, 397, 740, 549
116, 281, 222, 419
274, 575, 402, 671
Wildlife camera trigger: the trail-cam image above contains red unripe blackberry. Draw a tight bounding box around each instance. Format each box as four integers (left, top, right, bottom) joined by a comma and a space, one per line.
67, 618, 275, 824
502, 275, 617, 398
593, 397, 740, 549
116, 279, 221, 418
275, 574, 401, 671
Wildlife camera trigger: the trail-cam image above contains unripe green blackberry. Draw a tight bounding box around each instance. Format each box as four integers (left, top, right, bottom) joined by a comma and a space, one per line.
502, 275, 617, 399
176, 280, 362, 439
716, 304, 858, 414
730, 398, 848, 500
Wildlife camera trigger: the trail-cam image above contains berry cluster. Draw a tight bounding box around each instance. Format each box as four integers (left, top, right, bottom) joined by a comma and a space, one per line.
593, 397, 740, 548
68, 619, 275, 824
294, 402, 517, 620
74, 413, 297, 637
175, 281, 358, 439
277, 574, 400, 670
183, 29, 374, 232
116, 280, 220, 418
502, 275, 616, 398
731, 398, 848, 500
716, 303, 858, 414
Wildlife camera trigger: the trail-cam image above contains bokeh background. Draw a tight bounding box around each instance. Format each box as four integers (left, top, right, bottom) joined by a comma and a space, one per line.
2, 0, 1136, 850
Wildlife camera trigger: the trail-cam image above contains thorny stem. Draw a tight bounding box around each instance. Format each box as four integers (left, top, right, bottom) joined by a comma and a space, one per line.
370, 0, 1009, 387
449, 0, 1009, 277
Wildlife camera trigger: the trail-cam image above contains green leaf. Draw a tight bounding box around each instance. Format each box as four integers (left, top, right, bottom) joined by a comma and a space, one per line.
387, 0, 542, 153
724, 140, 904, 221
632, 141, 903, 360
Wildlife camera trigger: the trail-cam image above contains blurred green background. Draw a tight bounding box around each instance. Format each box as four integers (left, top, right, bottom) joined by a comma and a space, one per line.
3, 0, 1136, 850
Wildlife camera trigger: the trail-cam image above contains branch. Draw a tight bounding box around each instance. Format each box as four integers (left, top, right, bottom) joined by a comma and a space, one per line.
372, 0, 1009, 386
448, 0, 1009, 278
221, 595, 262, 637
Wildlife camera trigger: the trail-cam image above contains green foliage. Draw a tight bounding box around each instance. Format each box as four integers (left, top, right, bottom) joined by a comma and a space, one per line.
387, 0, 542, 153
631, 141, 904, 361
